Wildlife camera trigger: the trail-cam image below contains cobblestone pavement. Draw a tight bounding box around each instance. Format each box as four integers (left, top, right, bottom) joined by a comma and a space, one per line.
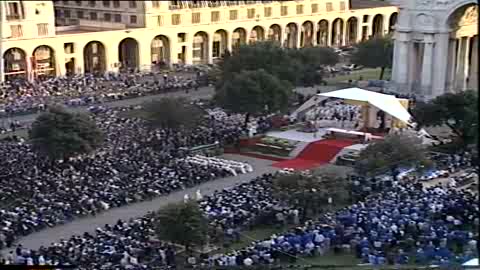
2, 154, 277, 253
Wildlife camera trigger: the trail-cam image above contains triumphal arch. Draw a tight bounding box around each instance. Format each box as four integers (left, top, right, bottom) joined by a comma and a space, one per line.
390, 0, 478, 98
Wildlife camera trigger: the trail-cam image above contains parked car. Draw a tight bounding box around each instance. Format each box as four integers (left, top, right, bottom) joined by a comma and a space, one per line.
341, 64, 364, 71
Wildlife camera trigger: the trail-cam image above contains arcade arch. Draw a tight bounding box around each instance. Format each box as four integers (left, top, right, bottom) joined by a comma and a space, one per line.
118, 38, 139, 71
3, 48, 27, 80
331, 18, 344, 47
346, 17, 359, 45
285, 23, 298, 48
372, 14, 384, 37
389, 13, 398, 33
213, 30, 228, 60
32, 45, 56, 77
232, 28, 247, 51
250, 26, 265, 44
301, 21, 314, 47
193, 31, 209, 64
83, 41, 106, 74
268, 24, 282, 43
317, 20, 329, 46
151, 35, 170, 69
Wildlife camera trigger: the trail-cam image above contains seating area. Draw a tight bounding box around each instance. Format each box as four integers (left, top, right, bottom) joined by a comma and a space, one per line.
180, 155, 254, 176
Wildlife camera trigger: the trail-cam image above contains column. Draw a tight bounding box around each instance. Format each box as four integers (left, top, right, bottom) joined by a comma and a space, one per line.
207, 38, 213, 64
312, 23, 317, 45
420, 40, 434, 95
462, 37, 471, 91
455, 37, 467, 90
106, 43, 119, 73
139, 41, 151, 72
392, 32, 410, 90
327, 22, 333, 47
295, 29, 301, 49
468, 35, 478, 89
431, 33, 448, 97
169, 41, 178, 66
75, 52, 84, 75
184, 44, 192, 65
446, 38, 457, 92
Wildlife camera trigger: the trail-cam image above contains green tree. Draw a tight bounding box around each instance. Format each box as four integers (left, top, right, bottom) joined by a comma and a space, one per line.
142, 97, 204, 130
155, 201, 208, 252
218, 41, 338, 87
29, 106, 104, 161
355, 134, 431, 177
271, 172, 349, 221
351, 36, 393, 80
411, 90, 478, 148
215, 69, 292, 127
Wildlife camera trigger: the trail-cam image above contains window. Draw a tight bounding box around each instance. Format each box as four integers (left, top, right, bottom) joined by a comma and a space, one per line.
130, 15, 137, 24
113, 0, 120, 7
157, 15, 163, 26
54, 9, 62, 17
192, 12, 200, 23
75, 1, 81, 6
90, 12, 97, 20
62, 0, 69, 4
178, 33, 186, 43
37, 23, 49, 36
77, 10, 84, 19
152, 1, 161, 8
102, 0, 110, 7
104, 13, 111, 21
211, 11, 220, 22
229, 10, 238, 20
88, 1, 96, 7
281, 6, 288, 16
326, 2, 333, 12
129, 1, 136, 8
296, 5, 303, 15
311, 3, 318, 13
35, 9, 40, 15
172, 14, 181, 25
6, 2, 22, 20
10, 25, 23, 38
114, 14, 121, 22
340, 1, 346, 10
264, 7, 271, 17
64, 43, 74, 54
247, 8, 255, 19
363, 15, 369, 23
64, 10, 71, 18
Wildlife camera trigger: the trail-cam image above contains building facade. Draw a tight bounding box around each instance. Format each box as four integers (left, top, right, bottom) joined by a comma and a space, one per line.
390, 0, 478, 98
1, 0, 398, 81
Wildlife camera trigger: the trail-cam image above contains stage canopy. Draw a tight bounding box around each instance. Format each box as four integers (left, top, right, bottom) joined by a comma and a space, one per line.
463, 258, 479, 266
318, 88, 412, 124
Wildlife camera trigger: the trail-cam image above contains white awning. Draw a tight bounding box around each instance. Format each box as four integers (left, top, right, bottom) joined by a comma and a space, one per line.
318, 88, 412, 124
463, 258, 479, 266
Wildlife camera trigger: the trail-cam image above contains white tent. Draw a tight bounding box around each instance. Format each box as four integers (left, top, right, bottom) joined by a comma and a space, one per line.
318, 88, 412, 124
463, 258, 479, 266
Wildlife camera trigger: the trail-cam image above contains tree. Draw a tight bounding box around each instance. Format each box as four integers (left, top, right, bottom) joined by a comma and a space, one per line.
355, 134, 432, 177
411, 90, 478, 148
215, 69, 292, 127
154, 201, 208, 252
271, 172, 349, 221
351, 36, 393, 80
218, 41, 338, 87
29, 106, 104, 161
142, 97, 204, 130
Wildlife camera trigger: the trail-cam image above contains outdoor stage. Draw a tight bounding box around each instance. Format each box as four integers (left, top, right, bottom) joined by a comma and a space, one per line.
265, 127, 371, 170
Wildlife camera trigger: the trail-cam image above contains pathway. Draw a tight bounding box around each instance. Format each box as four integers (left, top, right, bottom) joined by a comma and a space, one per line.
2, 154, 277, 253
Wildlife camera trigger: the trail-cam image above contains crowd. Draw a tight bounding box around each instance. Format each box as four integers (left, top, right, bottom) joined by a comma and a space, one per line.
0, 105, 247, 252
0, 71, 206, 115
306, 99, 362, 130
2, 147, 476, 269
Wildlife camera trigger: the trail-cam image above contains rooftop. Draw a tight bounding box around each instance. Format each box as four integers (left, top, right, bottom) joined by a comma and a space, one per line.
350, 0, 394, 9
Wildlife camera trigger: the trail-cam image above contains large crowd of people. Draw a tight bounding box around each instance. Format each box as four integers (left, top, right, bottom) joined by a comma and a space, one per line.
1, 148, 477, 268
0, 105, 248, 253
0, 71, 207, 116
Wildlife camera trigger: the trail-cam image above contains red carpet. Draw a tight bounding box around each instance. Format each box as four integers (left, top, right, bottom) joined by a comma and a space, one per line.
272, 139, 355, 170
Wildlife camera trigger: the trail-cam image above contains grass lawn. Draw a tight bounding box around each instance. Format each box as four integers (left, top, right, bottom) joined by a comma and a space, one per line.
326, 68, 391, 84
0, 128, 28, 139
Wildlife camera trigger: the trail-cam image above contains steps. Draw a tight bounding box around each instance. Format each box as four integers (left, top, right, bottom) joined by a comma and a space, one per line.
272, 139, 355, 170
288, 141, 310, 158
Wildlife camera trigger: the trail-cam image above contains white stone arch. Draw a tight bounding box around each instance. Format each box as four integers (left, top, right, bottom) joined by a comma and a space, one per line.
391, 0, 478, 98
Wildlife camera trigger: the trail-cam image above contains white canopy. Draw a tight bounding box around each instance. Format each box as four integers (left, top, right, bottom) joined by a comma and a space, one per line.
318, 88, 412, 124
463, 258, 479, 266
